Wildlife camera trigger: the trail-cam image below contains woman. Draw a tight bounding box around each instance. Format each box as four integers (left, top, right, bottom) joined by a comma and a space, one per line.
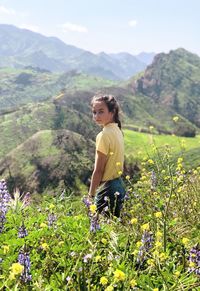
88, 95, 125, 217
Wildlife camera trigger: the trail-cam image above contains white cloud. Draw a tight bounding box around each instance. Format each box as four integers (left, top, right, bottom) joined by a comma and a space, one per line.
0, 5, 16, 15
128, 20, 138, 27
19, 24, 40, 33
60, 22, 88, 33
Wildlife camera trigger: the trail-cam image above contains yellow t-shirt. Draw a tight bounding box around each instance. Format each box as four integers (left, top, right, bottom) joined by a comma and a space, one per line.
96, 123, 124, 181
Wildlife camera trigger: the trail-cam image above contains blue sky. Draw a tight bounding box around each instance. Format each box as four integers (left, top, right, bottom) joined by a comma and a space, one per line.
0, 0, 199, 56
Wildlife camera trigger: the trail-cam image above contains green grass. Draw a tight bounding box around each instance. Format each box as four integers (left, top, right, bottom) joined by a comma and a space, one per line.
124, 129, 200, 168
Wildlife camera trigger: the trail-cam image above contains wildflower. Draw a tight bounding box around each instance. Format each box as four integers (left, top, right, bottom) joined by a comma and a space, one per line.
101, 238, 107, 245
0, 180, 11, 233
48, 213, 57, 227
182, 237, 189, 246
113, 269, 126, 282
155, 241, 162, 248
173, 116, 179, 122
89, 204, 97, 214
130, 279, 137, 287
131, 218, 138, 224
116, 162, 121, 166
58, 241, 64, 246
125, 175, 130, 180
18, 250, 32, 282
105, 286, 114, 291
154, 212, 162, 218
90, 215, 100, 232
41, 243, 49, 250
95, 255, 101, 262
3, 245, 9, 254
82, 196, 92, 208
174, 271, 180, 277
49, 203, 55, 209
188, 245, 200, 275
148, 159, 154, 165
83, 253, 92, 263
153, 288, 159, 291
10, 262, 24, 275
149, 125, 154, 130
100, 276, 108, 285
118, 171, 122, 175
18, 224, 28, 238
110, 151, 114, 155
40, 222, 48, 228
137, 231, 153, 265
141, 223, 150, 231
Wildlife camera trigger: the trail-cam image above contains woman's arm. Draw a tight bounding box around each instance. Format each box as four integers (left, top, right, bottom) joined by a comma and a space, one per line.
88, 150, 107, 198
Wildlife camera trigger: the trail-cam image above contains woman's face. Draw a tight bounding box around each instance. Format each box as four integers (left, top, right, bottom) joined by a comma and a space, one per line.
92, 101, 114, 126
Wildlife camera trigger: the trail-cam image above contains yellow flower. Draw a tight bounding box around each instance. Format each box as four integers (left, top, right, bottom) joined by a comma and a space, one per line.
153, 288, 159, 291
189, 261, 196, 268
174, 271, 180, 277
116, 162, 121, 166
10, 263, 24, 275
130, 218, 138, 225
141, 223, 150, 231
156, 231, 162, 239
155, 241, 162, 248
136, 241, 142, 248
95, 255, 101, 262
177, 157, 183, 163
110, 151, 114, 155
148, 159, 154, 165
118, 171, 122, 175
147, 259, 155, 266
113, 269, 126, 282
40, 222, 48, 228
149, 125, 154, 130
182, 237, 189, 246
100, 276, 108, 285
125, 175, 130, 180
105, 286, 114, 291
101, 238, 107, 245
49, 203, 55, 209
89, 204, 97, 214
3, 245, 9, 254
173, 116, 179, 122
58, 241, 64, 246
159, 252, 168, 261
154, 212, 162, 218
41, 242, 49, 250
130, 279, 137, 287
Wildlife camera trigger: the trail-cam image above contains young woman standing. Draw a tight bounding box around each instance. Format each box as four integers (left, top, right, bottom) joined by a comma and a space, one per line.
88, 95, 125, 217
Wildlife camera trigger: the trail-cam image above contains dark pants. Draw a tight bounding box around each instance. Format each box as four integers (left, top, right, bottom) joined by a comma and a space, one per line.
95, 177, 126, 217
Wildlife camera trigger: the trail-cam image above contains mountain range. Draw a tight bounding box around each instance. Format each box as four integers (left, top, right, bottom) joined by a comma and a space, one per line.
0, 24, 155, 80
0, 24, 200, 195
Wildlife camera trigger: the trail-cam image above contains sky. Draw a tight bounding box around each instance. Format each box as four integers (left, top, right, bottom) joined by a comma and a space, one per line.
0, 0, 199, 56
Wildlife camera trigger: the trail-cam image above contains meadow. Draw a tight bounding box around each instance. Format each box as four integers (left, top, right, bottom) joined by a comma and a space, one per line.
0, 132, 200, 290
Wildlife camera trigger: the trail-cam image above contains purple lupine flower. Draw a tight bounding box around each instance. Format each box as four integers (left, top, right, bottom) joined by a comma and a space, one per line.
82, 196, 92, 208
90, 215, 100, 232
18, 250, 32, 282
0, 180, 11, 233
18, 224, 28, 238
137, 231, 153, 265
188, 245, 200, 275
48, 213, 57, 227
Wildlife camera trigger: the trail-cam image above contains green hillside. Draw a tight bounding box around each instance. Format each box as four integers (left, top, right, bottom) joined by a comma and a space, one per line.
0, 129, 94, 194
124, 129, 200, 169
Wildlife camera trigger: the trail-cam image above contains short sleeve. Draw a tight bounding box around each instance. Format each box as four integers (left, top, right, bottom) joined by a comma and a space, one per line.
96, 132, 109, 155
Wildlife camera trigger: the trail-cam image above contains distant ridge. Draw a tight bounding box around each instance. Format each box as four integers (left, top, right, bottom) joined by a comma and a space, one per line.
0, 24, 150, 80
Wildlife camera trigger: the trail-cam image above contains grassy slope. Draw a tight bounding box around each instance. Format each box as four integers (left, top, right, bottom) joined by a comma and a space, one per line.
124, 129, 200, 168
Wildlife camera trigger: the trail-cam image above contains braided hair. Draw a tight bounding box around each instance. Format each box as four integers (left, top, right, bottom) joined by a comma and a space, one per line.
91, 95, 122, 129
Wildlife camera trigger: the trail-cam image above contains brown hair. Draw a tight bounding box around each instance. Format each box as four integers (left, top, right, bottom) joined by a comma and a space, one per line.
91, 95, 122, 129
